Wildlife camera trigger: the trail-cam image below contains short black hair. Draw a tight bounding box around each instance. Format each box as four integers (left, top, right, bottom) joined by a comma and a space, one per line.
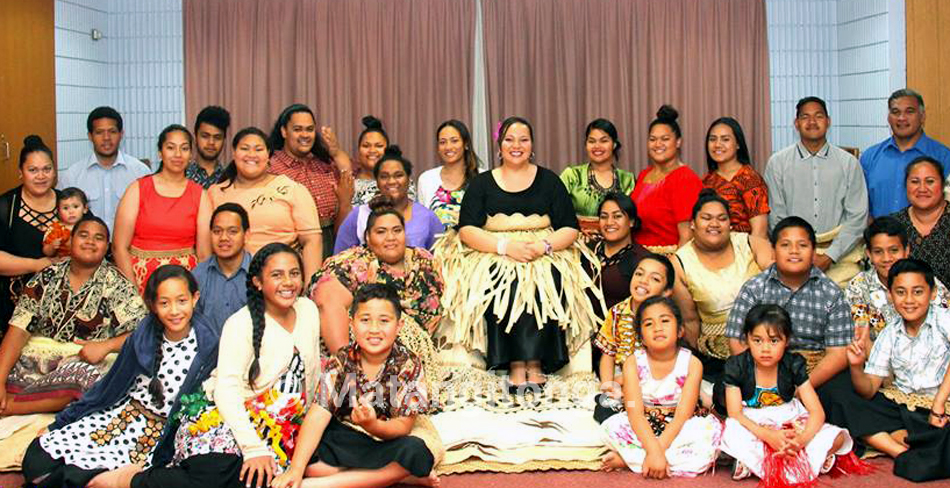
58, 187, 89, 207
597, 192, 641, 234
770, 216, 816, 247
888, 88, 925, 112
638, 253, 675, 291
72, 214, 110, 242
905, 155, 946, 189
795, 97, 828, 118
742, 303, 793, 340
211, 202, 249, 231
633, 295, 683, 343
87, 106, 123, 133
194, 105, 231, 134
691, 188, 731, 221
863, 216, 908, 249
887, 258, 935, 291
351, 283, 402, 319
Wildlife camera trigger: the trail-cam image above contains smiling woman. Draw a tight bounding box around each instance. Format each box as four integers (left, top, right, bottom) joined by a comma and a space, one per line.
113, 125, 212, 293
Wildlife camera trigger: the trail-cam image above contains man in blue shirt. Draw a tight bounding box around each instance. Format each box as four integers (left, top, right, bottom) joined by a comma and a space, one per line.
861, 89, 950, 218
192, 203, 251, 330
58, 107, 151, 230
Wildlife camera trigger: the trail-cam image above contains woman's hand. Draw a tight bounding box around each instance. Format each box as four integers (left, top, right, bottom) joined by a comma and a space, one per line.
505, 241, 544, 263
241, 455, 277, 488
336, 170, 355, 206
642, 450, 669, 479
321, 127, 341, 158
75, 339, 111, 365
269, 466, 304, 488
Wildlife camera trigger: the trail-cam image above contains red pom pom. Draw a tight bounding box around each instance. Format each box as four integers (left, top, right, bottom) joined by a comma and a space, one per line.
758, 443, 817, 488
829, 451, 875, 478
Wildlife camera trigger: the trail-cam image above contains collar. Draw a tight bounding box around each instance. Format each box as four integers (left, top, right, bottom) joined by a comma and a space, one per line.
275, 149, 319, 165
795, 141, 831, 159
346, 340, 403, 377
885, 131, 934, 152
764, 263, 822, 288
208, 251, 252, 275
61, 259, 110, 290
189, 159, 223, 172
86, 151, 129, 170
897, 307, 936, 339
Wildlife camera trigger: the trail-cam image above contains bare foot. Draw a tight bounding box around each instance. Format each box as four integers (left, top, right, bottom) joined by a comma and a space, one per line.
600, 451, 626, 472
402, 471, 441, 487
891, 429, 909, 447
86, 464, 143, 488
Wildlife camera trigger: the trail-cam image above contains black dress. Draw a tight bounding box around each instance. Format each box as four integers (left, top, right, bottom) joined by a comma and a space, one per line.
0, 186, 57, 334
891, 206, 950, 287
458, 167, 580, 373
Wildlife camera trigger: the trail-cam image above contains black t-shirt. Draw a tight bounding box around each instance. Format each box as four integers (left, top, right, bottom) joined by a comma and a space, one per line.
712, 350, 809, 415
458, 167, 579, 230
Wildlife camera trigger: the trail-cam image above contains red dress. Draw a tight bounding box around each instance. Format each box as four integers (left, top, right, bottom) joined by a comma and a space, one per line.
630, 166, 702, 247
129, 175, 202, 292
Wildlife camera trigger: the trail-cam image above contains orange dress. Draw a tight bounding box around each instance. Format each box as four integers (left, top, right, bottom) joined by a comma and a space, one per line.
129, 175, 202, 292
42, 221, 73, 258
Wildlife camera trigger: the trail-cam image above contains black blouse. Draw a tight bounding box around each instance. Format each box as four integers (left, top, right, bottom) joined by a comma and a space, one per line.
458, 167, 579, 230
712, 350, 809, 415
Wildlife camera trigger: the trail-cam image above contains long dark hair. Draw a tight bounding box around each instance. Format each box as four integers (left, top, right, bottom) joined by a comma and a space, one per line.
219, 127, 270, 189
245, 243, 304, 388
436, 119, 480, 186
704, 117, 751, 172
155, 124, 193, 173
268, 104, 333, 162
143, 264, 199, 409
585, 118, 622, 160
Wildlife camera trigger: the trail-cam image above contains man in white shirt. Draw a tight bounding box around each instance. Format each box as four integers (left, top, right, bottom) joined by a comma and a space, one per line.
58, 106, 150, 230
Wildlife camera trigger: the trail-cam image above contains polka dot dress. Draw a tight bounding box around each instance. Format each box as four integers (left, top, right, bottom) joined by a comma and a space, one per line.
39, 328, 198, 470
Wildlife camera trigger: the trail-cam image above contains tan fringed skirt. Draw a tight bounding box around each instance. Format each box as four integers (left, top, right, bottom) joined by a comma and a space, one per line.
433, 214, 605, 361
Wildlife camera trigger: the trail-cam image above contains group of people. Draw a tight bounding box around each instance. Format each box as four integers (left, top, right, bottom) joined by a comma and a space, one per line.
0, 86, 948, 487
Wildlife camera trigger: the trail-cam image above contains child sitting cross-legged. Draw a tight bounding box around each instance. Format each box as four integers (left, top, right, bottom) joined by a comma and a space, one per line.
271, 283, 437, 488
848, 257, 950, 482
716, 303, 861, 485
599, 296, 722, 478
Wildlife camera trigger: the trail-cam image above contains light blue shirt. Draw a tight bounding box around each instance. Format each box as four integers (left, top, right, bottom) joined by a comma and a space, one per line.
192, 251, 251, 331
58, 150, 151, 230
865, 306, 950, 396
860, 132, 950, 218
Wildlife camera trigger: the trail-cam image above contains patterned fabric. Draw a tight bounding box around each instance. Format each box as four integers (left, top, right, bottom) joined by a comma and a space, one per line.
269, 149, 340, 224
9, 259, 146, 340
4, 344, 110, 402
129, 246, 198, 294
559, 162, 637, 217
185, 160, 225, 189
317, 341, 429, 419
724, 265, 854, 350
865, 307, 950, 396
745, 386, 785, 408
351, 177, 417, 207
891, 205, 950, 287
594, 297, 639, 364
845, 268, 950, 341
633, 348, 691, 407
429, 185, 466, 229
172, 351, 307, 469
39, 330, 197, 469
702, 165, 770, 233
312, 246, 443, 333
42, 221, 73, 258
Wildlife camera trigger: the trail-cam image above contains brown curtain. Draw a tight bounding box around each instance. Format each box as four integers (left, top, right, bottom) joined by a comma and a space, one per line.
184, 0, 475, 172
481, 0, 771, 175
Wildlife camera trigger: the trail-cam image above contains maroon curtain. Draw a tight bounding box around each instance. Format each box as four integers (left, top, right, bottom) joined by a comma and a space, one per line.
481, 0, 772, 175
184, 0, 475, 172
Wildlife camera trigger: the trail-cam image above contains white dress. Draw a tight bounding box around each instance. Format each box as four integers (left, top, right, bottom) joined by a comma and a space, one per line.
601, 348, 723, 476
39, 329, 197, 469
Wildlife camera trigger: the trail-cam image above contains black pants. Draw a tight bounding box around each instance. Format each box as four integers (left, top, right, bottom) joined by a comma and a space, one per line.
309, 418, 434, 478
22, 437, 106, 488
130, 453, 244, 488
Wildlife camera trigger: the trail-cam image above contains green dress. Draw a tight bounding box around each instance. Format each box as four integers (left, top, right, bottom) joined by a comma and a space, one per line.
559, 162, 636, 217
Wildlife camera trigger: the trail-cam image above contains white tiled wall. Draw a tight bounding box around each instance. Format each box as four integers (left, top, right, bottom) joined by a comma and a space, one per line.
54, 0, 184, 168
765, 0, 906, 155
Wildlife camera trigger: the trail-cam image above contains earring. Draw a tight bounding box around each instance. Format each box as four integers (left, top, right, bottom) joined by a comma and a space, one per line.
530, 151, 536, 162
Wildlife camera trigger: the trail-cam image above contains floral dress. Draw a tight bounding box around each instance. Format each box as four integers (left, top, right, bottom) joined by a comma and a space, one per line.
172, 350, 307, 471
601, 348, 722, 476
39, 329, 197, 469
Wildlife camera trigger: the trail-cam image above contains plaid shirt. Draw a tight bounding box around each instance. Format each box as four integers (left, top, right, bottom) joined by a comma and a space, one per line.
185, 160, 225, 189
725, 264, 854, 350
865, 307, 950, 396
269, 149, 339, 224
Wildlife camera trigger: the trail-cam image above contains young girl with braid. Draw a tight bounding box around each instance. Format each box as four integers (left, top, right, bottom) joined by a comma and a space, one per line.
126, 243, 322, 488
21, 265, 220, 488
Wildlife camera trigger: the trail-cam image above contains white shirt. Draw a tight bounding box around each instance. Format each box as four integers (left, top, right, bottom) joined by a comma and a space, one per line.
58, 150, 151, 230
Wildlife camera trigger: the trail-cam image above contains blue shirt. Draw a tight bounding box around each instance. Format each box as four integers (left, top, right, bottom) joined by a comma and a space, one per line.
192, 252, 251, 330
58, 150, 152, 230
334, 201, 443, 254
860, 132, 950, 217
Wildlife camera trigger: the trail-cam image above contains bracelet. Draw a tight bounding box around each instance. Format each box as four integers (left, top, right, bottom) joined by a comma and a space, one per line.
931, 411, 947, 419
542, 239, 553, 256
496, 237, 508, 256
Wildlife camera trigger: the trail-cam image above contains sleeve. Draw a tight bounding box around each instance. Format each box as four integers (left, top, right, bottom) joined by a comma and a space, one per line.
458, 174, 488, 228
290, 182, 321, 237
825, 155, 869, 262
864, 327, 893, 378
764, 156, 786, 230
211, 312, 270, 459
315, 355, 344, 416
393, 356, 429, 417
408, 181, 418, 202
722, 354, 746, 387
42, 225, 56, 246
421, 206, 441, 249
823, 287, 855, 347
670, 169, 703, 223
741, 171, 770, 217
789, 353, 809, 387
593, 308, 618, 356
106, 270, 148, 334
8, 270, 46, 332
333, 210, 360, 254
547, 170, 580, 230
416, 170, 436, 209
725, 280, 757, 339
0, 192, 13, 252
618, 169, 636, 195
559, 166, 581, 194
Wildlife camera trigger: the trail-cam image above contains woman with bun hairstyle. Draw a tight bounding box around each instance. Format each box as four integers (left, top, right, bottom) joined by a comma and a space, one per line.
334, 146, 442, 253
351, 115, 417, 207
0, 135, 59, 333
631, 106, 703, 250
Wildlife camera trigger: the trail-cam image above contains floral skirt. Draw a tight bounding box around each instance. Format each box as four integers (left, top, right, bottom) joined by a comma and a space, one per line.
721, 399, 853, 483
602, 406, 722, 477
172, 388, 305, 471
130, 246, 197, 294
